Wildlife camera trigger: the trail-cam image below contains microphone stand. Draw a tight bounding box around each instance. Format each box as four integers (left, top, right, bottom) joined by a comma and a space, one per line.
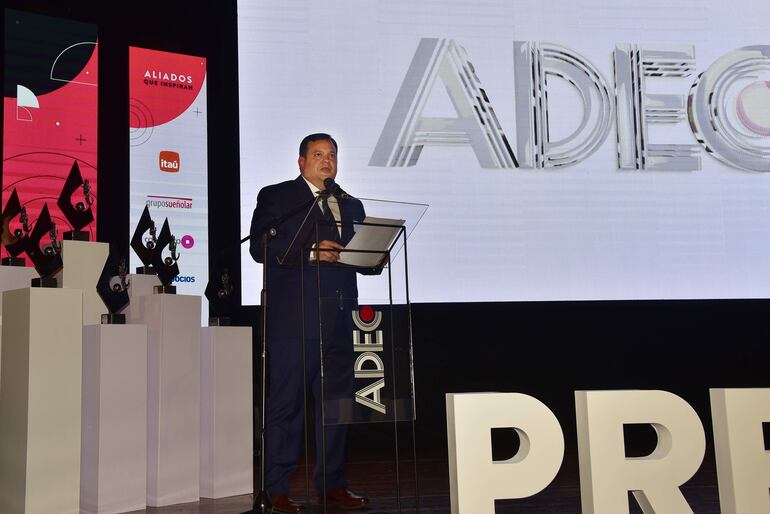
248, 227, 275, 514
240, 192, 329, 514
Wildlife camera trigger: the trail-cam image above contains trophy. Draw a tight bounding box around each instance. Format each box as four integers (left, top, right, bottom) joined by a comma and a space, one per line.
205, 266, 235, 326
25, 203, 63, 287
46, 222, 62, 256
96, 252, 130, 324
150, 218, 180, 294
130, 205, 158, 274
56, 160, 94, 241
1, 189, 29, 266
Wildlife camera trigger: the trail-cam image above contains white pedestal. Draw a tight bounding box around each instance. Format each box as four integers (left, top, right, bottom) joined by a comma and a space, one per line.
127, 293, 201, 506
200, 326, 253, 498
126, 273, 161, 310
0, 265, 38, 320
57, 240, 109, 325
0, 287, 82, 514
81, 324, 148, 514
0, 265, 38, 384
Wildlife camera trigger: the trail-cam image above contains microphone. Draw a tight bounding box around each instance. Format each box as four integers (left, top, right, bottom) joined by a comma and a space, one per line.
323, 178, 350, 199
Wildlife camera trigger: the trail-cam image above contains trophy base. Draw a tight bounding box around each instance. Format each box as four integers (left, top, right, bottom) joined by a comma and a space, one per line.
101, 313, 126, 324
63, 230, 90, 241
208, 316, 232, 327
153, 285, 177, 294
136, 266, 157, 275
2, 257, 26, 267
31, 277, 58, 288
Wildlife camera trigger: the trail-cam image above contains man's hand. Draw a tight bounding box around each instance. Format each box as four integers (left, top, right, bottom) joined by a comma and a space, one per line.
316, 240, 344, 262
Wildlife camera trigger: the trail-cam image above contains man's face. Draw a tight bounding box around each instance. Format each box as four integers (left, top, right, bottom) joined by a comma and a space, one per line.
299, 139, 337, 190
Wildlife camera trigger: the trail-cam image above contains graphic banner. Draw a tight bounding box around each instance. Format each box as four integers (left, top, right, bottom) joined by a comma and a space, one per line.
3, 9, 98, 252
129, 47, 208, 319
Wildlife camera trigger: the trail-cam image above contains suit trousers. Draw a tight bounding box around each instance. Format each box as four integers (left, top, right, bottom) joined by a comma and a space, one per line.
264, 318, 353, 496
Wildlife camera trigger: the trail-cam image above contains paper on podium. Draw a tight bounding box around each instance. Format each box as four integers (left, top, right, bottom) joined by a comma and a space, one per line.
338, 216, 404, 268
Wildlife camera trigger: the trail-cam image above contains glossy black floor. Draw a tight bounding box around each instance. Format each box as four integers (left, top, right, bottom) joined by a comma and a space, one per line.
126, 452, 721, 514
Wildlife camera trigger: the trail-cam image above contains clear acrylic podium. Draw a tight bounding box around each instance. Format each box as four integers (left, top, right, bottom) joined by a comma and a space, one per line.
278, 195, 427, 513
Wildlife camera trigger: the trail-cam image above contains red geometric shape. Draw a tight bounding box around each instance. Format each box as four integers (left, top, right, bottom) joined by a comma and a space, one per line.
360, 305, 375, 323
129, 47, 206, 128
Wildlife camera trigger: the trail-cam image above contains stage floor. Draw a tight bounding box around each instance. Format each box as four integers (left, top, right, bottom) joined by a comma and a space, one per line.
125, 456, 721, 513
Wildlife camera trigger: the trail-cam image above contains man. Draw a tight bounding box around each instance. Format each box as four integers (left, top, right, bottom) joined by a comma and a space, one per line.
249, 133, 369, 513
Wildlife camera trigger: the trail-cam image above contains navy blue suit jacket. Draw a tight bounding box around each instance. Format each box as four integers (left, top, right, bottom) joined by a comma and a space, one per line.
249, 175, 367, 342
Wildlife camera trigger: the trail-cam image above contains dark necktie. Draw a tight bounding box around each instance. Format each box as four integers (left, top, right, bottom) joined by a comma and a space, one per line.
318, 192, 339, 241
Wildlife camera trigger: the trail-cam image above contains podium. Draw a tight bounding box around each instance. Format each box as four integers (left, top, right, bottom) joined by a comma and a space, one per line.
256, 193, 427, 513
0, 287, 83, 514
127, 293, 201, 506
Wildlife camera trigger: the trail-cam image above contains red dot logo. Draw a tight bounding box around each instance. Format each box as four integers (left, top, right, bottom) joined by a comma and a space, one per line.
180, 234, 194, 249
359, 305, 375, 323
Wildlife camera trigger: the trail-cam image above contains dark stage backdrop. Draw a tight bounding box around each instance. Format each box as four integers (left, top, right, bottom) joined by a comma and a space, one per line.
2, 0, 767, 477
407, 300, 770, 457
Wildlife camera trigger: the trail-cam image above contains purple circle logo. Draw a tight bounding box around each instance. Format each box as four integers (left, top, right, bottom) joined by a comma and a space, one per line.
180, 234, 195, 249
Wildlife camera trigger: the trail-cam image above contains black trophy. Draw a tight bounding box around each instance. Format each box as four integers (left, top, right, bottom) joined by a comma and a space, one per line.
1, 189, 29, 266
205, 267, 235, 326
25, 204, 63, 287
150, 218, 180, 294
56, 160, 94, 241
96, 252, 130, 324
47, 222, 62, 256
130, 205, 158, 275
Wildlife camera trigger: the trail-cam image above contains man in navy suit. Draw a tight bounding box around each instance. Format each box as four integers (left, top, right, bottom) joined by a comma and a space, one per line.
249, 133, 369, 513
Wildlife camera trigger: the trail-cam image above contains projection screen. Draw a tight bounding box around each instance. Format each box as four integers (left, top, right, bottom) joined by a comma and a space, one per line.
238, 0, 770, 304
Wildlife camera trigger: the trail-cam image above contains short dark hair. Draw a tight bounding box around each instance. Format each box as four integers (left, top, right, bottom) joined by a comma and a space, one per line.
299, 133, 337, 157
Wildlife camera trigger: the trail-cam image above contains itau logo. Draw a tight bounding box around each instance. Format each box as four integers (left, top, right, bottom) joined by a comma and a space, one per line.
159, 151, 180, 172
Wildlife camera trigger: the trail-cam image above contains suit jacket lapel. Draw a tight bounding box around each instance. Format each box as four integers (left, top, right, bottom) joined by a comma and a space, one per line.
293, 175, 314, 206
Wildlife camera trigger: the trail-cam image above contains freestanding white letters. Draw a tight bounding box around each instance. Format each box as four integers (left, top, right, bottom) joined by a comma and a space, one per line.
446, 392, 564, 514
710, 388, 770, 514
446, 389, 767, 512
575, 390, 706, 514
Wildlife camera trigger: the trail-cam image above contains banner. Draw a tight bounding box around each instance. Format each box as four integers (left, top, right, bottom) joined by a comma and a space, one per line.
129, 47, 208, 319
2, 9, 98, 251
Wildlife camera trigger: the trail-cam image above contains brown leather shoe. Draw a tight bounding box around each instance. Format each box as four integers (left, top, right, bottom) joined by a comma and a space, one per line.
321, 488, 370, 510
271, 494, 305, 513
